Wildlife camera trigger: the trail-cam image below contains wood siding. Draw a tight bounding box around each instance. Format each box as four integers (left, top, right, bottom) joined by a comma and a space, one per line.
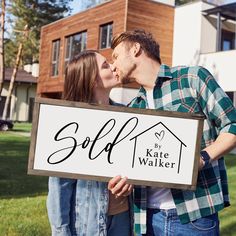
38, 0, 174, 96
38, 0, 127, 96
127, 0, 174, 66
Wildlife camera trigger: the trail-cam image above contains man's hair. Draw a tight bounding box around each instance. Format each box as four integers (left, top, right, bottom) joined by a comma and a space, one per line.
111, 29, 161, 64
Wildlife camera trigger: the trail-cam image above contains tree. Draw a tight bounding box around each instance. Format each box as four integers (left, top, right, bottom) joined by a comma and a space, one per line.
2, 0, 72, 120
0, 0, 6, 95
5, 0, 72, 66
175, 0, 194, 5
4, 38, 17, 68
2, 25, 29, 120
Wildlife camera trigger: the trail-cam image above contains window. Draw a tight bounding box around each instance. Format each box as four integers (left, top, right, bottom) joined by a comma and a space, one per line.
100, 23, 113, 49
51, 39, 60, 76
221, 30, 235, 51
202, 5, 236, 53
65, 31, 87, 68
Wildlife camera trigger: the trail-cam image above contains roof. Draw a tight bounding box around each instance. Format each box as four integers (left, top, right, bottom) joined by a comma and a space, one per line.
130, 121, 187, 146
203, 2, 236, 21
4, 68, 37, 84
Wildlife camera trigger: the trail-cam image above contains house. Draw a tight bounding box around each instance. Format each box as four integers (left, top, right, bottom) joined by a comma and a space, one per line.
172, 1, 236, 107
37, 0, 175, 102
38, 0, 236, 105
172, 1, 236, 154
0, 67, 37, 122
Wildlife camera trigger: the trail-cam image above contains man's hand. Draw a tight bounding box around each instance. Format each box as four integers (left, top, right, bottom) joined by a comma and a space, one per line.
108, 175, 133, 197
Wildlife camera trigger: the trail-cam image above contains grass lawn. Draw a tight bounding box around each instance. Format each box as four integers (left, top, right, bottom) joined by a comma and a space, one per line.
0, 124, 50, 236
219, 153, 236, 236
0, 123, 235, 235
12, 122, 32, 133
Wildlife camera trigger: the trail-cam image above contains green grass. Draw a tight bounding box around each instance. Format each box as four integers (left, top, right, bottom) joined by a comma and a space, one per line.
0, 196, 49, 236
12, 122, 32, 133
219, 154, 236, 236
0, 124, 50, 236
0, 123, 235, 235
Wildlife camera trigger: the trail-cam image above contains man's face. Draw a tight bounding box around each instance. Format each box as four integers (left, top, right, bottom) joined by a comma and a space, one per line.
112, 42, 136, 84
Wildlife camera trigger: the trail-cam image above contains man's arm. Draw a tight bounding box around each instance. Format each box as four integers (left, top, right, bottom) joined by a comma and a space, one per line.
193, 67, 236, 169
199, 132, 236, 169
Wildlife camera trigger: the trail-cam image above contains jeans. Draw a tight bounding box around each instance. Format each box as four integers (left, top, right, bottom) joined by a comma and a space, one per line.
107, 210, 131, 236
47, 178, 108, 236
146, 208, 219, 236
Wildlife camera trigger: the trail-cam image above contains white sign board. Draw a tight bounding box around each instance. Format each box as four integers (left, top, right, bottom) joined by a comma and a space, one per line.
28, 98, 204, 190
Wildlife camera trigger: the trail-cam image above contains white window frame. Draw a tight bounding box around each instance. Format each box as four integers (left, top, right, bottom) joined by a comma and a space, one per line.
64, 31, 87, 68
51, 39, 60, 76
100, 23, 113, 49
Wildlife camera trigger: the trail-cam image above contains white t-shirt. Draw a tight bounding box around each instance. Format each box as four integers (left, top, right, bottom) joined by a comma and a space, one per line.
146, 89, 176, 210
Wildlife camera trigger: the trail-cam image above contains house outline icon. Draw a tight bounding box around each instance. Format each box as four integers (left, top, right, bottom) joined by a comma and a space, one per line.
129, 122, 187, 174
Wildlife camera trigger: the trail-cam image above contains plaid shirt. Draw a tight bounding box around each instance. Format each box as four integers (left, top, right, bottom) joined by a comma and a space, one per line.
129, 64, 236, 235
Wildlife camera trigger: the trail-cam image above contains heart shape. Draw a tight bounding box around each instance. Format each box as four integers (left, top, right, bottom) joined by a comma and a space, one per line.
155, 130, 165, 141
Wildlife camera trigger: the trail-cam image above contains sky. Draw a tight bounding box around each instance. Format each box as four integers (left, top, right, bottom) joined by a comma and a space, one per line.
69, 0, 108, 14
222, 0, 236, 2
69, 0, 236, 15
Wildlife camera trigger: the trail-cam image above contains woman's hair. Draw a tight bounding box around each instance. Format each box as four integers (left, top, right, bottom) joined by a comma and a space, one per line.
63, 50, 99, 102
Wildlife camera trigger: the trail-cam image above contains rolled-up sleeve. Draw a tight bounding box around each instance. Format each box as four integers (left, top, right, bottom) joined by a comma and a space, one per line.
195, 67, 236, 135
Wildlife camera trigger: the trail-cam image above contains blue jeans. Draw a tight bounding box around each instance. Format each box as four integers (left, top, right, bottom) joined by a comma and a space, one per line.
147, 208, 219, 236
107, 210, 131, 236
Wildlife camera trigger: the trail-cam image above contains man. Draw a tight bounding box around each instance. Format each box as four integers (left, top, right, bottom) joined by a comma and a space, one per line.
108, 29, 236, 235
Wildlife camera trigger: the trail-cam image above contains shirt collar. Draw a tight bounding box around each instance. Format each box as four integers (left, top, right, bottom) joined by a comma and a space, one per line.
137, 64, 172, 98
156, 64, 172, 81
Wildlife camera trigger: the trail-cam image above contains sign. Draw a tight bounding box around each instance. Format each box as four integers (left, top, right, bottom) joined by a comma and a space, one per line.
28, 98, 205, 190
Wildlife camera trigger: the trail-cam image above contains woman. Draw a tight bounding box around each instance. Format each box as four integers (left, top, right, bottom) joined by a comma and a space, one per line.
47, 50, 132, 236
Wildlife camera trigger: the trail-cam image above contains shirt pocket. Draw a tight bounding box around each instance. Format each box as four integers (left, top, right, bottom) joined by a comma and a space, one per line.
163, 98, 202, 114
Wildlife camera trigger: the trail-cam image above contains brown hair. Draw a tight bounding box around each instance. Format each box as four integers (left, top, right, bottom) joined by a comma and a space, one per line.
111, 29, 161, 64
63, 50, 98, 102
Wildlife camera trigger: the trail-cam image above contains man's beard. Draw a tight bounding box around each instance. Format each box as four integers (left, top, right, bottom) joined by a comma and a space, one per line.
120, 64, 136, 84
122, 76, 135, 84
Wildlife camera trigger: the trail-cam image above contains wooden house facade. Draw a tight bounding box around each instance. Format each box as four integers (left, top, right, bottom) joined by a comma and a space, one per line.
38, 0, 174, 98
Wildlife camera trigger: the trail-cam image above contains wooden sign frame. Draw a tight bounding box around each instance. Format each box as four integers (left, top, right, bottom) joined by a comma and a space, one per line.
28, 97, 205, 190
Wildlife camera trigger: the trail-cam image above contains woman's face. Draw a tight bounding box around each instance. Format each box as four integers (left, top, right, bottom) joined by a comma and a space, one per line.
95, 53, 120, 89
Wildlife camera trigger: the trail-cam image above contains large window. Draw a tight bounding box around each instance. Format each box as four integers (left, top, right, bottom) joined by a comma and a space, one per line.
100, 23, 113, 49
51, 39, 60, 76
65, 31, 87, 68
221, 29, 235, 51
203, 3, 236, 52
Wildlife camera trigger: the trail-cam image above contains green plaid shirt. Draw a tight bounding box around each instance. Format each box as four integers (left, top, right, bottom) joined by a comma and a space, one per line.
129, 64, 236, 235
